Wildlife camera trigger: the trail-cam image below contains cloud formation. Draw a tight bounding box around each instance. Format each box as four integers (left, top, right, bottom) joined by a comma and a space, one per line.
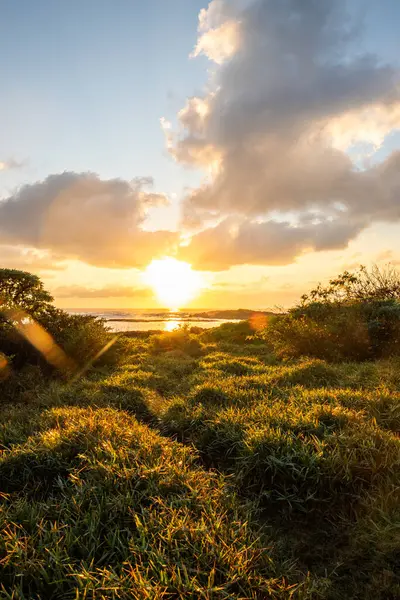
0, 172, 178, 268
53, 284, 152, 299
170, 0, 400, 269
0, 245, 66, 272
179, 216, 363, 270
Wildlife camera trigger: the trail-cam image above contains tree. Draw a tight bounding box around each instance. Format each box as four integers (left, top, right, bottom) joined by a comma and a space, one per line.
0, 269, 116, 373
0, 269, 54, 317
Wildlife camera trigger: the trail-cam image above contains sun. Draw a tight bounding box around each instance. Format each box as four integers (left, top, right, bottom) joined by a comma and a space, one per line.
143, 258, 205, 310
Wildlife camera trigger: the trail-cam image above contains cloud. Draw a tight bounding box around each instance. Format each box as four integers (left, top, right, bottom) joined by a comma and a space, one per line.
0, 245, 66, 272
192, 16, 240, 64
168, 0, 400, 269
0, 159, 25, 171
53, 284, 153, 299
179, 216, 363, 270
0, 172, 178, 268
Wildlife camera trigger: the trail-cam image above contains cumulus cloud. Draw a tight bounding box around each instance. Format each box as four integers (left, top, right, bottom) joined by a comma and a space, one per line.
53, 284, 153, 299
0, 172, 178, 268
179, 216, 364, 270
169, 0, 400, 268
192, 13, 240, 64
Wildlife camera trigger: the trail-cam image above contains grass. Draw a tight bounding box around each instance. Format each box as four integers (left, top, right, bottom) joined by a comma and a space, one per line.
1, 327, 399, 598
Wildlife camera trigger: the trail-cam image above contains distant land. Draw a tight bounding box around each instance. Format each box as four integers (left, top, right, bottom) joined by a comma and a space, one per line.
190, 309, 276, 319
106, 309, 276, 322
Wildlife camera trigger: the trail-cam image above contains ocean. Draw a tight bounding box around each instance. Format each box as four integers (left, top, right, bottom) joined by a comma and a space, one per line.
67, 308, 242, 332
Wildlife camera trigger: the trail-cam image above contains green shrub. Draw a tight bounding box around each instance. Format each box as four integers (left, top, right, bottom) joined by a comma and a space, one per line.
265, 306, 372, 361
264, 266, 400, 362
41, 308, 119, 367
0, 269, 119, 385
150, 327, 203, 357
202, 320, 256, 344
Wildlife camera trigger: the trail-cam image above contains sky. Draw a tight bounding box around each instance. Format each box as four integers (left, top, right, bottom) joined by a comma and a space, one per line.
1, 0, 400, 309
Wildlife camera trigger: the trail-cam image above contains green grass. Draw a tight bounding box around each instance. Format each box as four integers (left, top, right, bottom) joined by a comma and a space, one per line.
1, 327, 399, 598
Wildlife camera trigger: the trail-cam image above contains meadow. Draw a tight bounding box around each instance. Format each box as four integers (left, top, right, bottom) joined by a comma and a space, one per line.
1, 266, 400, 598
1, 321, 399, 599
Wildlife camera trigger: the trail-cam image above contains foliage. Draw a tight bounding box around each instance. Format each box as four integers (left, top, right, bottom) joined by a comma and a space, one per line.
202, 320, 257, 344
40, 307, 119, 366
150, 326, 204, 357
0, 270, 118, 383
1, 331, 399, 598
265, 265, 400, 361
299, 264, 400, 305
0, 268, 54, 317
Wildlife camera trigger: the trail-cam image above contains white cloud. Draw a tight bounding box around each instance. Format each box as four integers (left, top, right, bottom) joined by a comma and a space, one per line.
0, 245, 66, 272
327, 100, 400, 152
192, 19, 240, 64
0, 172, 178, 268
169, 0, 400, 269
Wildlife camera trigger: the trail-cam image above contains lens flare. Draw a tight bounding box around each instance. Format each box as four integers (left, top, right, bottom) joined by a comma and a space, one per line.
0, 352, 10, 381
0, 301, 118, 381
3, 307, 75, 374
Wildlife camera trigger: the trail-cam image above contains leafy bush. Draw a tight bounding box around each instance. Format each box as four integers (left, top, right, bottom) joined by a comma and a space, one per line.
0, 270, 119, 395
265, 266, 400, 361
41, 308, 119, 367
202, 320, 256, 344
299, 264, 400, 305
150, 326, 203, 357
265, 306, 372, 361
0, 268, 54, 316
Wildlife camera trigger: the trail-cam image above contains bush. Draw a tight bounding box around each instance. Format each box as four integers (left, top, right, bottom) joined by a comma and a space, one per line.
264, 266, 400, 361
0, 270, 120, 401
41, 308, 119, 367
0, 309, 117, 372
202, 320, 256, 344
150, 327, 203, 357
266, 306, 372, 361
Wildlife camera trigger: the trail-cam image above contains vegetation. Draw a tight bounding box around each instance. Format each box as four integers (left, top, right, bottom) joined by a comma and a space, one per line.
0, 267, 399, 598
266, 265, 400, 361
0, 269, 118, 377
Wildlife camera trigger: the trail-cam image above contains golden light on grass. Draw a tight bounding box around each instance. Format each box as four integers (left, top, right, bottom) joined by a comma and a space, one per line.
143, 258, 205, 310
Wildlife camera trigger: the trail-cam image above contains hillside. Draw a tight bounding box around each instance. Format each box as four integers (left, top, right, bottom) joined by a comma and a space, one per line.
1, 325, 399, 599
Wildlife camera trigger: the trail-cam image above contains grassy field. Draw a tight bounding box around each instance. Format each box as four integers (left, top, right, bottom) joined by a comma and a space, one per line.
1, 325, 399, 599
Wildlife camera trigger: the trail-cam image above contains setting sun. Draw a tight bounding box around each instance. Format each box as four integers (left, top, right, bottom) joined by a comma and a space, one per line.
143, 258, 205, 309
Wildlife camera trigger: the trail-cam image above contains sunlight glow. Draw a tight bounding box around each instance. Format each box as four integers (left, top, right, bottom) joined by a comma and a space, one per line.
164, 320, 180, 332
143, 258, 205, 309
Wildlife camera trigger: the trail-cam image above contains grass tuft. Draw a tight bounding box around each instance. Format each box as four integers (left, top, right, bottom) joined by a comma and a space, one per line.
1, 323, 399, 598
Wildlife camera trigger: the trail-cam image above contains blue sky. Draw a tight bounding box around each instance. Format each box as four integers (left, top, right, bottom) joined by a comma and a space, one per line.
1, 0, 399, 198
0, 0, 208, 198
